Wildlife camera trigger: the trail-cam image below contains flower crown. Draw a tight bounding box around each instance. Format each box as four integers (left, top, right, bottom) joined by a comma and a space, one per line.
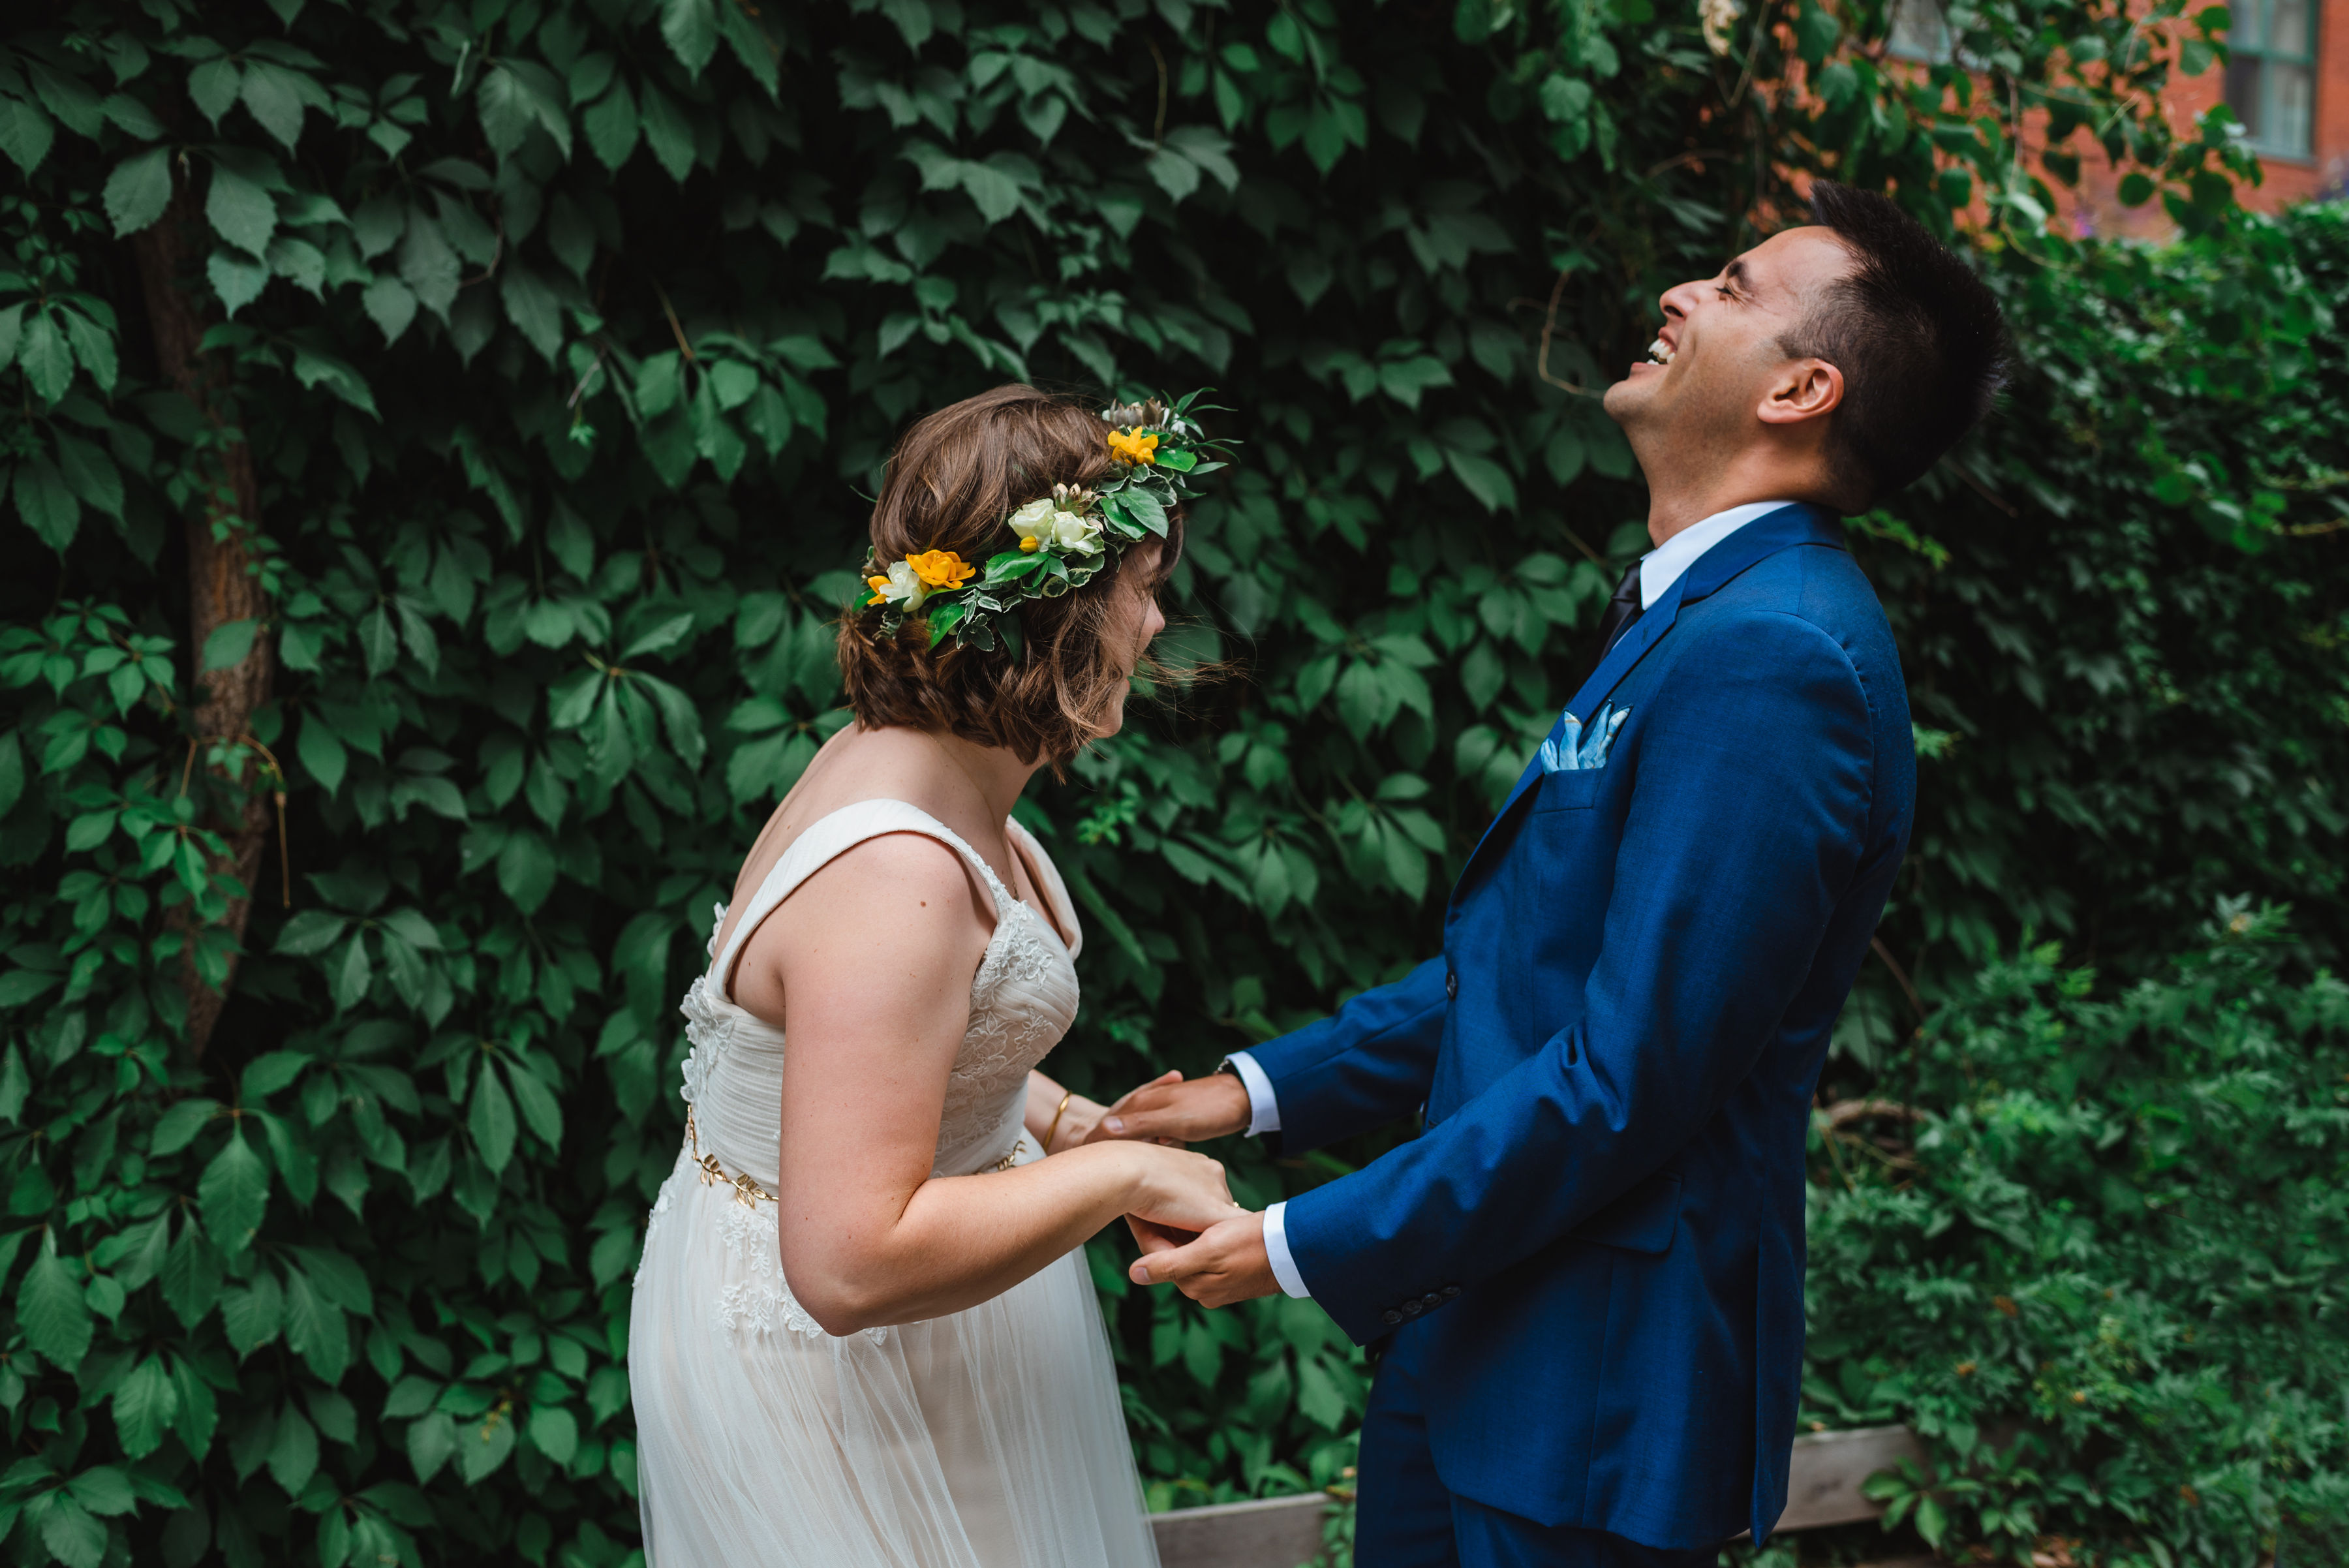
863, 390, 1228, 657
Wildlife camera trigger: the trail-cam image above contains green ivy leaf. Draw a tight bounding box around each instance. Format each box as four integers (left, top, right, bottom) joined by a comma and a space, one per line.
660, 0, 721, 76
505, 1060, 563, 1148
459, 1407, 517, 1483
583, 81, 640, 171
112, 1356, 179, 1458
38, 1495, 106, 1568
207, 248, 271, 315
407, 1412, 458, 1484
187, 59, 240, 128
470, 1058, 518, 1173
198, 1128, 270, 1254
497, 828, 557, 914
0, 92, 55, 177
221, 1268, 284, 1355
527, 1403, 579, 1465
639, 80, 694, 182
18, 313, 74, 404
149, 1098, 222, 1155
239, 61, 311, 149
102, 146, 173, 236
159, 1220, 224, 1330
19, 1231, 94, 1370
283, 1267, 350, 1384
170, 1353, 219, 1458
200, 617, 258, 672
267, 1401, 320, 1496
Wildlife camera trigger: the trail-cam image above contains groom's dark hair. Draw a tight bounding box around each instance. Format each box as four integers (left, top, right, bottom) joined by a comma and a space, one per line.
1782, 182, 2007, 511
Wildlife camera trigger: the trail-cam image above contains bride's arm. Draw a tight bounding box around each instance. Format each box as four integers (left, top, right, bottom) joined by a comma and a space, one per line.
753, 835, 1241, 1335
1023, 1070, 1139, 1154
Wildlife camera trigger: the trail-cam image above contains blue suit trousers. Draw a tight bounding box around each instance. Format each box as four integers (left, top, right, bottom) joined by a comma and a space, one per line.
1359, 1323, 1719, 1568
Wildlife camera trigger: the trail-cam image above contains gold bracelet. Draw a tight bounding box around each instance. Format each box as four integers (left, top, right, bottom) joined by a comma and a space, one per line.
1042, 1090, 1075, 1154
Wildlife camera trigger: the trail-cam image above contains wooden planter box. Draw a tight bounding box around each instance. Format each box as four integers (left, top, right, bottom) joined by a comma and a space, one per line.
1148, 1423, 1929, 1568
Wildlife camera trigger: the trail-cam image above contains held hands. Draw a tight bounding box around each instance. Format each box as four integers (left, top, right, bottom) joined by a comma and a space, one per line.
1093, 1067, 1278, 1308
1082, 1069, 1251, 1148
1126, 1212, 1280, 1308
1122, 1144, 1248, 1238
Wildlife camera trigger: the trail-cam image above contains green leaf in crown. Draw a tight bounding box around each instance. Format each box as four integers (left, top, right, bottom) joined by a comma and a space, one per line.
861, 390, 1231, 653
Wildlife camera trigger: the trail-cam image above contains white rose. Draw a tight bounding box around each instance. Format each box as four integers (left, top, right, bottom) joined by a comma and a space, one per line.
1007, 498, 1060, 550
873, 559, 927, 608
1048, 508, 1105, 555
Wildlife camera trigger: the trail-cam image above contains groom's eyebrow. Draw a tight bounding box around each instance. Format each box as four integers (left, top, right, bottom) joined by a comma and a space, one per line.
1720, 258, 1757, 300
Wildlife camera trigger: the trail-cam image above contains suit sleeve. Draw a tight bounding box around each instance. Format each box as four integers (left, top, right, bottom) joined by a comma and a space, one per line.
1240, 956, 1450, 1156
1282, 613, 1875, 1345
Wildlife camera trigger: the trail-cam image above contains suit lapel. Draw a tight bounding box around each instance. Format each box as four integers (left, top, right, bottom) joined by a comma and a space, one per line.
1449, 504, 1845, 904
1565, 503, 1841, 724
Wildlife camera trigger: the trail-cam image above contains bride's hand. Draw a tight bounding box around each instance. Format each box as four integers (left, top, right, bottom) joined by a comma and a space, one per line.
1122, 1143, 1247, 1236
1123, 1214, 1196, 1257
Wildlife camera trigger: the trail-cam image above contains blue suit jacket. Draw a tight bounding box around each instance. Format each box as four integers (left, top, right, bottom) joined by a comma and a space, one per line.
1251, 505, 1914, 1548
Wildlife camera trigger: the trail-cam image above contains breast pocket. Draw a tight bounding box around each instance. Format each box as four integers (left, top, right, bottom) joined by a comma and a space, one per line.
1529, 767, 1606, 814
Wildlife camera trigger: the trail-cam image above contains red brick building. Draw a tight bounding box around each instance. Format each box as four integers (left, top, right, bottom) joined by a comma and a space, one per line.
1891, 0, 2349, 236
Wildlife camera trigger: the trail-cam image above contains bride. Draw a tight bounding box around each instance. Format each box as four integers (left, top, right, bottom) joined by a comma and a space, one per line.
628, 384, 1236, 1565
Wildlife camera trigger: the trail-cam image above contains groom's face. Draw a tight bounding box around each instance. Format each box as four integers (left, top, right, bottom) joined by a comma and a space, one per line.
1602, 226, 1854, 450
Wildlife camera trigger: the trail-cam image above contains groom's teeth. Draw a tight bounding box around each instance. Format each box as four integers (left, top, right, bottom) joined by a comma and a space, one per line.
1647, 338, 1674, 365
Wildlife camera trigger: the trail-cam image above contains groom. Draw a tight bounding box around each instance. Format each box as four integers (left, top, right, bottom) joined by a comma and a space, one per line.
1100, 184, 2005, 1565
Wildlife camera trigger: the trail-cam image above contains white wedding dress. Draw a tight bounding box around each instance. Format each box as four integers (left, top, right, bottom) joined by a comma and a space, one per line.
628, 799, 1159, 1567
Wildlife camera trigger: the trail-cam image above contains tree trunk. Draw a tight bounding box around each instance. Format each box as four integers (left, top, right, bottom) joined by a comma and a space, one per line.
132, 163, 275, 1062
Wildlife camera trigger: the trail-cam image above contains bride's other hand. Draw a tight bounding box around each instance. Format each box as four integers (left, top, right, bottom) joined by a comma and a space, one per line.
1084, 1069, 1250, 1146
1022, 1071, 1113, 1154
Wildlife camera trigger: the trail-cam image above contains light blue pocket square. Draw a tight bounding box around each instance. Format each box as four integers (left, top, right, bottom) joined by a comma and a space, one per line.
1538, 703, 1629, 774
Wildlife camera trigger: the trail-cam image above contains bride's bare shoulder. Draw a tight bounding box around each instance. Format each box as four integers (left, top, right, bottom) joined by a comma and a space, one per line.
713, 727, 991, 999
728, 726, 952, 892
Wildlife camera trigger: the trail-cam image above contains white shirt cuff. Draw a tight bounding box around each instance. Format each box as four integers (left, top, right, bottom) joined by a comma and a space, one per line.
1262, 1201, 1310, 1299
1222, 1052, 1281, 1137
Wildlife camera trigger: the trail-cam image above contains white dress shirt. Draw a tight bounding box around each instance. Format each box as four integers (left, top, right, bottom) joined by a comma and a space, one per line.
1232, 499, 1796, 1301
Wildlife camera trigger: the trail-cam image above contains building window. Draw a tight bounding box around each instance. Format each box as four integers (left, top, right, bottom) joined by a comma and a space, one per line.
2226, 0, 2318, 158
1888, 0, 1954, 61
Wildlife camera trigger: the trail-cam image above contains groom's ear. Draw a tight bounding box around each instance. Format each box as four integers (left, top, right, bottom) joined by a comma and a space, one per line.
1757, 358, 1843, 427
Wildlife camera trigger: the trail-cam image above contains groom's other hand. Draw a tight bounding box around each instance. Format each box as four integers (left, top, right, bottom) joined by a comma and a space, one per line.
1085, 1069, 1250, 1146
1126, 1212, 1278, 1308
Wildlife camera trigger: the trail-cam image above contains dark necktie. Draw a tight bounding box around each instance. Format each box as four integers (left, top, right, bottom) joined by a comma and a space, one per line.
1590, 561, 1643, 664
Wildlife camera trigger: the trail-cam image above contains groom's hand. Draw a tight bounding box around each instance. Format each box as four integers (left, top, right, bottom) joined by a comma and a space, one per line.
1126, 1212, 1278, 1308
1085, 1069, 1251, 1146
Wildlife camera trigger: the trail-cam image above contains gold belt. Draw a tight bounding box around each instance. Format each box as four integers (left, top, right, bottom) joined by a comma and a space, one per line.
683, 1105, 1028, 1210
685, 1105, 776, 1208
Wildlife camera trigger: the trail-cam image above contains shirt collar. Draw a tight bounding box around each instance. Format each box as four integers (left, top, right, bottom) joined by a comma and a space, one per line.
1637, 500, 1798, 609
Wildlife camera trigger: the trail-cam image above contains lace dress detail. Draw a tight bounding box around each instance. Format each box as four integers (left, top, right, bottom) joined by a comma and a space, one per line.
628, 800, 1154, 1568
709, 1197, 885, 1344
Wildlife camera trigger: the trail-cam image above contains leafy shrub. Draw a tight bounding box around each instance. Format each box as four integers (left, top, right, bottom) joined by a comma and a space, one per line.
1804, 902, 2349, 1565
1860, 204, 2349, 996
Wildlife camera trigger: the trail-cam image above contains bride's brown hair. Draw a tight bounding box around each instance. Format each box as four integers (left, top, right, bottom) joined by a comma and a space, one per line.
837, 384, 1183, 766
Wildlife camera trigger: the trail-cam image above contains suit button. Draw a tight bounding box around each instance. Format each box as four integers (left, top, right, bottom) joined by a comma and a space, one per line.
1421, 1293, 1442, 1310
1443, 1285, 1461, 1299
1402, 1299, 1423, 1316
1445, 970, 1458, 1000
1381, 1310, 1403, 1326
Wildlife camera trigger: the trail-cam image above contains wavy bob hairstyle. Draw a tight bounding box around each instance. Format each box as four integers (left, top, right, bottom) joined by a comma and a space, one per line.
837, 384, 1183, 766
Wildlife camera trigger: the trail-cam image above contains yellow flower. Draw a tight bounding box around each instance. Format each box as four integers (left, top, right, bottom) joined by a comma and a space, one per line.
1106, 427, 1159, 465
904, 549, 975, 590
865, 574, 893, 606
1019, 535, 1041, 552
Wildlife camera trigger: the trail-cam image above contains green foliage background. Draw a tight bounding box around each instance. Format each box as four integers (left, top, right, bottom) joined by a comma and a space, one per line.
0, 0, 2340, 1565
